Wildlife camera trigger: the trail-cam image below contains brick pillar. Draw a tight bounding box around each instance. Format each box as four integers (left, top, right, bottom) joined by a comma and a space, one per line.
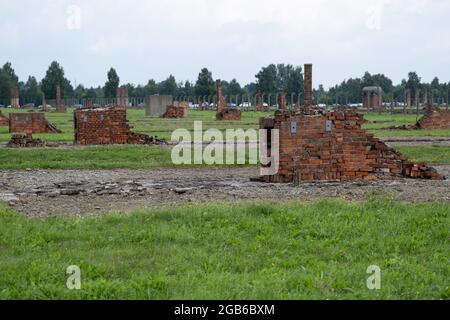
406, 89, 412, 107
11, 86, 19, 109
304, 64, 313, 112
216, 80, 226, 113
423, 88, 428, 104
277, 92, 286, 111
415, 87, 420, 108
56, 84, 61, 108
42, 93, 46, 110
117, 87, 129, 108
256, 92, 263, 111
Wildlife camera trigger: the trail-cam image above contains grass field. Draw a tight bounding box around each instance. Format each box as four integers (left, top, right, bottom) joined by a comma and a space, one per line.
0, 144, 449, 169
1, 108, 450, 143
0, 197, 448, 300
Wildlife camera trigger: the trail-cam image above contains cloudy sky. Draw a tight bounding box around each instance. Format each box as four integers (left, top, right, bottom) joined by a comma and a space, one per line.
0, 0, 449, 88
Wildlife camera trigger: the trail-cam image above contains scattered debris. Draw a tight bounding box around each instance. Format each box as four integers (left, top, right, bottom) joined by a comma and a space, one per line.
7, 133, 45, 148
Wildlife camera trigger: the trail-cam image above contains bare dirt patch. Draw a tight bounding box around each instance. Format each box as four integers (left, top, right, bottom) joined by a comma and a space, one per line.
0, 167, 449, 217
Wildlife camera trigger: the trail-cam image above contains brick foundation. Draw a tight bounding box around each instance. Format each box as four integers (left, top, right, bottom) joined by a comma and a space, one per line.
74, 107, 164, 145
7, 133, 45, 148
258, 109, 443, 182
416, 105, 450, 129
162, 101, 189, 118
0, 111, 9, 126
9, 113, 61, 133
216, 79, 241, 120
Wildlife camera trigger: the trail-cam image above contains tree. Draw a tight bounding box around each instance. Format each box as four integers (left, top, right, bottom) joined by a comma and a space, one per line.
41, 61, 72, 100
0, 62, 19, 104
22, 76, 40, 105
104, 68, 120, 98
159, 75, 177, 96
145, 79, 159, 95
255, 64, 277, 94
406, 72, 421, 90
195, 68, 215, 97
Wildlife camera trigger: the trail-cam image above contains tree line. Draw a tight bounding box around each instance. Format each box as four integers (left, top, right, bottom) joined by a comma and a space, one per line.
0, 61, 448, 106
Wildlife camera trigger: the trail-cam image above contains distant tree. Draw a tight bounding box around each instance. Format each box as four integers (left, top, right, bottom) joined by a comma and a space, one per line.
194, 68, 215, 97
41, 61, 72, 100
104, 68, 120, 98
159, 75, 177, 96
0, 62, 19, 104
255, 64, 277, 94
406, 72, 421, 90
22, 76, 40, 105
225, 79, 244, 96
145, 79, 159, 95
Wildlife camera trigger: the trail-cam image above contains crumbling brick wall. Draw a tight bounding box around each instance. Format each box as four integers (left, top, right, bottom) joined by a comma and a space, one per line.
416, 105, 450, 129
74, 107, 162, 145
216, 79, 241, 120
259, 109, 443, 182
9, 113, 61, 133
162, 101, 189, 118
0, 111, 9, 126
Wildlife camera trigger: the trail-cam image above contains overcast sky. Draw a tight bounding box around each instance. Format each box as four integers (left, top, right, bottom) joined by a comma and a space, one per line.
0, 0, 449, 89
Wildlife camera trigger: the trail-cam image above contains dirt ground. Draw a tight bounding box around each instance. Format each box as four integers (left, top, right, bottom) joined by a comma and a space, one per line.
0, 166, 449, 217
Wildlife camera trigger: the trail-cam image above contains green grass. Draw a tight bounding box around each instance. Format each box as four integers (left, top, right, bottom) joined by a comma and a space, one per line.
2, 108, 449, 143
0, 144, 448, 169
395, 146, 450, 165
0, 198, 448, 299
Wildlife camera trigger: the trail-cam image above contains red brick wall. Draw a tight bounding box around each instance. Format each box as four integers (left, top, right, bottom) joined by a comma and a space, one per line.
304, 64, 313, 111
9, 113, 59, 133
416, 106, 450, 129
260, 110, 443, 182
74, 107, 156, 145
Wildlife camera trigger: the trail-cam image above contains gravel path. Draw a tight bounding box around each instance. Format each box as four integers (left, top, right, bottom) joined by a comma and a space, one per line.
0, 167, 449, 217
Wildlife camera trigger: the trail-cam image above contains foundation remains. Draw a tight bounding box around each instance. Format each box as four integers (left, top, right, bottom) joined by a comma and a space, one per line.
9, 113, 61, 133
74, 107, 164, 145
258, 64, 444, 183
416, 105, 450, 129
7, 133, 45, 148
216, 80, 241, 120
162, 101, 189, 118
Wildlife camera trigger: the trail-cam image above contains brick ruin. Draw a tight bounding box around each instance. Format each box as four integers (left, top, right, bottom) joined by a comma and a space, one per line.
7, 133, 45, 148
10, 87, 20, 109
0, 111, 9, 126
257, 64, 444, 182
256, 93, 269, 111
9, 113, 61, 134
383, 104, 450, 130
303, 64, 313, 113
416, 105, 450, 129
117, 87, 129, 108
405, 89, 412, 107
162, 101, 189, 118
74, 107, 164, 145
55, 84, 67, 113
363, 86, 385, 112
216, 80, 242, 120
